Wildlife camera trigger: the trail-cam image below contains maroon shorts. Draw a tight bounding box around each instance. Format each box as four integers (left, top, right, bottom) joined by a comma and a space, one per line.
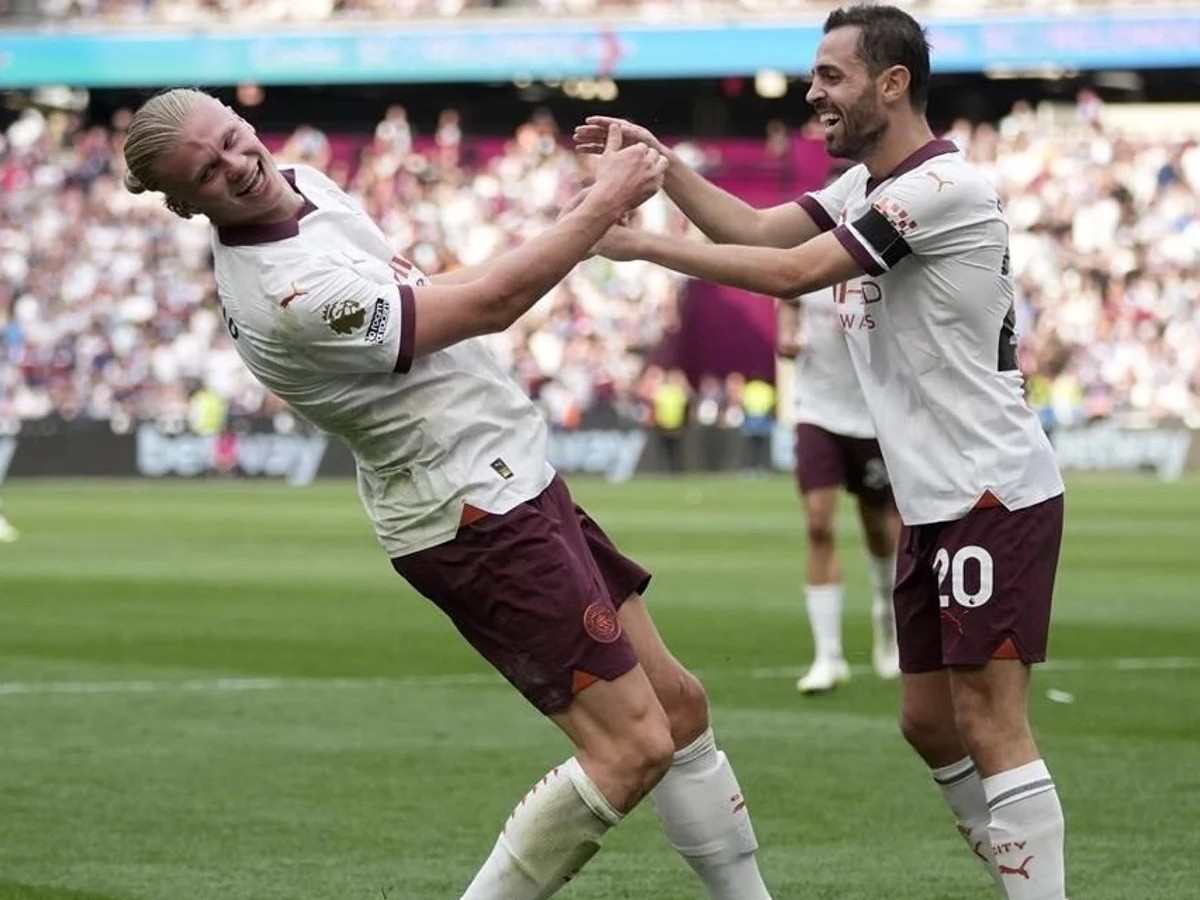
894, 494, 1064, 673
794, 423, 893, 506
390, 476, 650, 715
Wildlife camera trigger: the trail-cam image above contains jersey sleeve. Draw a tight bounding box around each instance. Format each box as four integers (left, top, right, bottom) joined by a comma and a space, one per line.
795, 167, 860, 233
833, 165, 996, 277
278, 261, 417, 375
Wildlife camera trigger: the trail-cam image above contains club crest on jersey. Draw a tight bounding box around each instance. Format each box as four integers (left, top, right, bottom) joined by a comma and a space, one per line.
321, 298, 366, 335
365, 298, 390, 345
872, 197, 918, 236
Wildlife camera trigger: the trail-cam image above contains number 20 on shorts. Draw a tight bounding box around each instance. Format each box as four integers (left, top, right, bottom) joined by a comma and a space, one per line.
932, 546, 995, 609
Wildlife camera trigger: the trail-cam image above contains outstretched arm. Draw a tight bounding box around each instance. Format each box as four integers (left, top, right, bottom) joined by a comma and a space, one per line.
599, 226, 864, 300
575, 116, 822, 249
429, 188, 592, 287
410, 129, 667, 357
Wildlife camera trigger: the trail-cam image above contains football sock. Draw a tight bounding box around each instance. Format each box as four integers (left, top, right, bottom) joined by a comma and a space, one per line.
460, 757, 621, 900
983, 759, 1066, 900
932, 756, 1004, 889
805, 583, 844, 661
650, 727, 772, 900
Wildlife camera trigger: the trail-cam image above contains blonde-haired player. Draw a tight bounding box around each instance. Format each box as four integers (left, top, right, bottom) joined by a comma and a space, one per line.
122, 89, 773, 900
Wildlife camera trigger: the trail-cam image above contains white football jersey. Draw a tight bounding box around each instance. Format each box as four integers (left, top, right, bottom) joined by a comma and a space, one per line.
788, 287, 875, 439
799, 140, 1063, 525
211, 165, 554, 556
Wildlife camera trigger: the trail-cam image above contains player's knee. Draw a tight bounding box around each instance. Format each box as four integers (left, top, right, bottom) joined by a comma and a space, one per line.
952, 700, 1027, 758
806, 520, 836, 548
662, 669, 709, 750
625, 716, 676, 794
899, 705, 952, 755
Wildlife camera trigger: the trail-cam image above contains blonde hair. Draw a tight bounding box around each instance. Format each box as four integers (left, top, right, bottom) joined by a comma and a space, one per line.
122, 88, 215, 219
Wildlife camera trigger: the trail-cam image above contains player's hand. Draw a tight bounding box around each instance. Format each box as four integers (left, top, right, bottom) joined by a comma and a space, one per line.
592, 223, 642, 262
574, 116, 668, 157
590, 123, 668, 215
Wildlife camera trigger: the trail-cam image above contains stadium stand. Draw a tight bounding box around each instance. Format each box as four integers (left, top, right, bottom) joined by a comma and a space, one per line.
1, 91, 1198, 438
5, 0, 1197, 26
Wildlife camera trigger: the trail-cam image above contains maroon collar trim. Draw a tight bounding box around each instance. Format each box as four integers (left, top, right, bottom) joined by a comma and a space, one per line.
216, 168, 317, 247
865, 139, 958, 195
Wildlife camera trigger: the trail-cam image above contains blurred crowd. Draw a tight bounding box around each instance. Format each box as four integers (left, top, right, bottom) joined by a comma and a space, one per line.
947, 95, 1200, 429
0, 102, 685, 436
1, 93, 1198, 440
5, 0, 1168, 26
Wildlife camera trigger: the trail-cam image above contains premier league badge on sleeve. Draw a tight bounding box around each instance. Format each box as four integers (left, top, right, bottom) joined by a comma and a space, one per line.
365, 298, 390, 345
321, 299, 366, 335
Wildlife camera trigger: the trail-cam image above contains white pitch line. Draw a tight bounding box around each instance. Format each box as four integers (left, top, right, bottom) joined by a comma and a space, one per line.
0, 672, 500, 697
0, 657, 1196, 699
748, 656, 1200, 680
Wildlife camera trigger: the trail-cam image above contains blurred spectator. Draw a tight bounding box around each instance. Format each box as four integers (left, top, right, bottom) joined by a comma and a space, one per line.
651, 366, 690, 473
741, 377, 775, 473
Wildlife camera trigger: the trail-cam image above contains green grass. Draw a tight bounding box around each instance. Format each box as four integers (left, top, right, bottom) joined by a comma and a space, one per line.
0, 474, 1197, 899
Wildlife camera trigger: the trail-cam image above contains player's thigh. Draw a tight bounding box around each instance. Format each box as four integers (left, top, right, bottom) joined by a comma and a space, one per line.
392, 478, 640, 717
855, 494, 900, 556
551, 662, 668, 747
949, 658, 1031, 729
616, 595, 708, 747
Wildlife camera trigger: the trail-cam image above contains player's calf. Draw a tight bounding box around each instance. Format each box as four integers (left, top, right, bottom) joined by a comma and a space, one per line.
951, 665, 1065, 899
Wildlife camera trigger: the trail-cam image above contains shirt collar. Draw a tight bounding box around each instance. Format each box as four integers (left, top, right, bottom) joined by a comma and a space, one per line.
216, 168, 317, 247
865, 139, 958, 195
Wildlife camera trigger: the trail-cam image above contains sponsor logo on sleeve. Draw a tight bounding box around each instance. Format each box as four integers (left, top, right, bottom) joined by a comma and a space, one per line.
872, 197, 918, 236
321, 298, 366, 335
365, 297, 390, 345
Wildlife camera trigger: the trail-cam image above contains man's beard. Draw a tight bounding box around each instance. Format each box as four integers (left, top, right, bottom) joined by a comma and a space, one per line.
827, 96, 888, 161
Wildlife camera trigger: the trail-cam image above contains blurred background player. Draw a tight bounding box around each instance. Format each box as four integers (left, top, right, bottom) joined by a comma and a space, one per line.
777, 286, 900, 694
120, 89, 772, 900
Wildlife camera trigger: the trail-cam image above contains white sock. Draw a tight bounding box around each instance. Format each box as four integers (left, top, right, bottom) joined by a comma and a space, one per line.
866, 554, 896, 630
932, 756, 1004, 890
805, 583, 843, 662
650, 727, 772, 900
460, 757, 622, 900
983, 759, 1066, 900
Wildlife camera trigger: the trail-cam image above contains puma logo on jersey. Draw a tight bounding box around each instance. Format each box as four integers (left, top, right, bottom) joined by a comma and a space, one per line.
279, 282, 308, 308
925, 171, 954, 192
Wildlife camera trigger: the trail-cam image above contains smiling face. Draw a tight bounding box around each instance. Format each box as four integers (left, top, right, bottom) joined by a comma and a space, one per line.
149, 98, 297, 227
806, 26, 890, 161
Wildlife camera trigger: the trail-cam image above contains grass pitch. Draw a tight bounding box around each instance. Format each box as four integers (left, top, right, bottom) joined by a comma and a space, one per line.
0, 474, 1197, 900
